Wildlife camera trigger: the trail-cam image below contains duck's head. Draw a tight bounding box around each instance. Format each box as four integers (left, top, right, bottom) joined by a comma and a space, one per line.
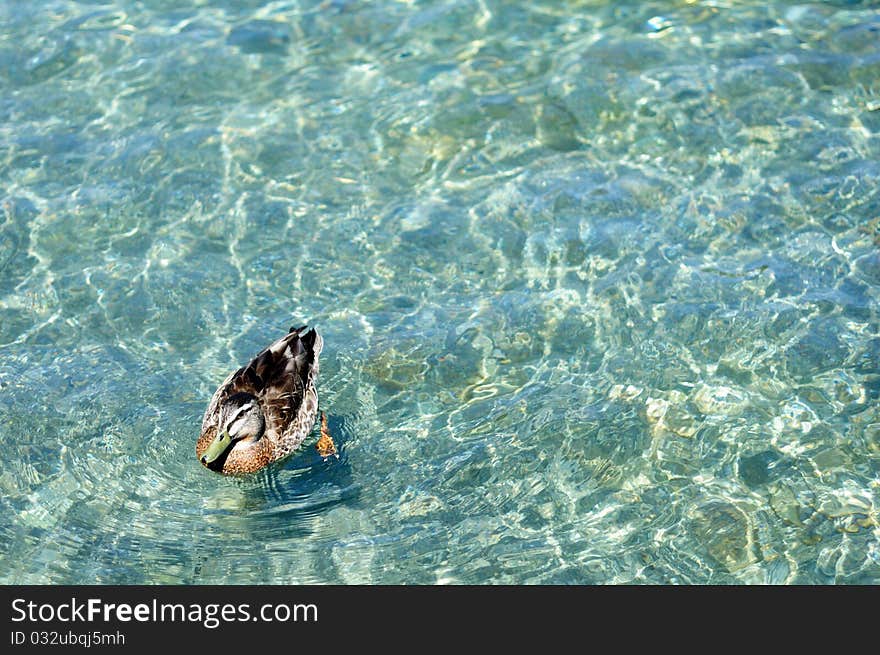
197, 392, 265, 471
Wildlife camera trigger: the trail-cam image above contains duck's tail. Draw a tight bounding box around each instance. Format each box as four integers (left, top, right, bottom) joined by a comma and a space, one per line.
289, 324, 323, 360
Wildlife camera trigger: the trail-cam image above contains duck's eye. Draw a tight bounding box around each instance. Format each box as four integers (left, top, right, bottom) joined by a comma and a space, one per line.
232, 403, 253, 423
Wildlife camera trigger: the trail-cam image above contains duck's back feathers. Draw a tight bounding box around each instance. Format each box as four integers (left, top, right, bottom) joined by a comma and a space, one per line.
201, 326, 323, 459
257, 326, 322, 456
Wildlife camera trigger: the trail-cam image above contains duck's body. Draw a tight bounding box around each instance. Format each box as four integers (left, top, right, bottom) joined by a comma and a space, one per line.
196, 325, 323, 475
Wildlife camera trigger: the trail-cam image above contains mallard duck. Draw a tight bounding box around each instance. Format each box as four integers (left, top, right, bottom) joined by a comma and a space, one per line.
196, 325, 323, 475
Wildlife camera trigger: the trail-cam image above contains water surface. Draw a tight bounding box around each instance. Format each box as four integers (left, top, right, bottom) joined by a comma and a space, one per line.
1, 0, 879, 584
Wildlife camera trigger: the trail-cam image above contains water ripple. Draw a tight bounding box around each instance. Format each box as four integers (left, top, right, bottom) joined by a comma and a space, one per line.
1, 0, 879, 584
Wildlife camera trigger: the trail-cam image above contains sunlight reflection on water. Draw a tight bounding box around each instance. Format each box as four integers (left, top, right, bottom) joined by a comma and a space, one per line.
0, 0, 879, 584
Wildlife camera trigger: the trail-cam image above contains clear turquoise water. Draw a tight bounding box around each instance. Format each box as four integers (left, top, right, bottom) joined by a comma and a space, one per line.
1, 0, 879, 584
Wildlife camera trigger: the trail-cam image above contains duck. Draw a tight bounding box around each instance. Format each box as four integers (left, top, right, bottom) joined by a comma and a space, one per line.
196, 325, 323, 475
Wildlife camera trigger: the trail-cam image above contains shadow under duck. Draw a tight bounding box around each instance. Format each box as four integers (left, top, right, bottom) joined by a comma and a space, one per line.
196, 325, 323, 475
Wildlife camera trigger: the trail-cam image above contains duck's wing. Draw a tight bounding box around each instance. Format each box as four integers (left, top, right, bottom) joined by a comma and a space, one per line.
248, 326, 323, 449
